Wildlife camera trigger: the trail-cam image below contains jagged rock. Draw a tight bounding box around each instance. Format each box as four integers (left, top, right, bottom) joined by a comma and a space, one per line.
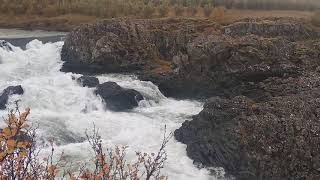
61, 18, 320, 99
61, 18, 212, 74
0, 85, 24, 110
175, 96, 255, 180
77, 76, 99, 88
95, 82, 143, 111
175, 91, 320, 180
61, 17, 320, 179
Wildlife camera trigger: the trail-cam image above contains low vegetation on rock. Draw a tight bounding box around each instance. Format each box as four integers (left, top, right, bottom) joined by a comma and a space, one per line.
0, 104, 171, 179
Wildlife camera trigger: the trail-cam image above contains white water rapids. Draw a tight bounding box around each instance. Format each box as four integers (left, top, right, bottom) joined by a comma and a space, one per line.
0, 38, 224, 179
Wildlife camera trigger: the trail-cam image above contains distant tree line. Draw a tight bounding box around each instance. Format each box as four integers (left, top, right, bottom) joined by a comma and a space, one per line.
0, 0, 319, 18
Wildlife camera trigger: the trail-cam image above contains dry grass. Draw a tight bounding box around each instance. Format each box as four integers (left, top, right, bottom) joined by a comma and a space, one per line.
0, 5, 316, 31
311, 11, 320, 27
220, 9, 314, 24
0, 14, 99, 31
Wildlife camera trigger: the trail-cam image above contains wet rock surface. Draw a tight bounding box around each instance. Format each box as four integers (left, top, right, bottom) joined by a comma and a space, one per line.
0, 85, 24, 110
95, 82, 143, 111
61, 17, 320, 179
77, 75, 99, 88
0, 40, 12, 51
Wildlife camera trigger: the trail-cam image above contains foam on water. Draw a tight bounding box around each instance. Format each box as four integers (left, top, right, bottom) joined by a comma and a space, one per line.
0, 40, 222, 179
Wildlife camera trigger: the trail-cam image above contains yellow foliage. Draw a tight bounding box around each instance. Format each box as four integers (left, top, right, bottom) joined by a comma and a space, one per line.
0, 152, 5, 161
20, 151, 28, 157
0, 107, 34, 179
6, 140, 16, 150
2, 128, 15, 138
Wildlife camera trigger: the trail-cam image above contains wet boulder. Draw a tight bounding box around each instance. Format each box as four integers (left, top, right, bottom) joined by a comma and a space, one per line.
0, 40, 12, 51
77, 76, 99, 88
95, 82, 143, 111
0, 85, 24, 110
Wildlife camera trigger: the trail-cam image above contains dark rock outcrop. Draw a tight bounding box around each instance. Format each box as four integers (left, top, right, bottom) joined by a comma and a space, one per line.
175, 88, 320, 180
61, 18, 214, 74
175, 96, 255, 180
95, 82, 143, 111
77, 76, 99, 88
0, 85, 24, 110
61, 18, 320, 99
61, 17, 320, 179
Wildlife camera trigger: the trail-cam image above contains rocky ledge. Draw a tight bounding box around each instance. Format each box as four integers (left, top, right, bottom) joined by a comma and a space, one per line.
176, 91, 320, 179
61, 17, 320, 99
61, 17, 320, 179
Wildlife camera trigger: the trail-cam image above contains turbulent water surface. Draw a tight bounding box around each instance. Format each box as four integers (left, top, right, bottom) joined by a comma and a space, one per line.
0, 35, 223, 179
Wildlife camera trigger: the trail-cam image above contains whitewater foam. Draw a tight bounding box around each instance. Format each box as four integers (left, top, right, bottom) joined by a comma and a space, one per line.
0, 39, 222, 179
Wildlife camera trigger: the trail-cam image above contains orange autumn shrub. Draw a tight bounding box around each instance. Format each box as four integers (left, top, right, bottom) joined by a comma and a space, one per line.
0, 107, 62, 179
0, 105, 171, 180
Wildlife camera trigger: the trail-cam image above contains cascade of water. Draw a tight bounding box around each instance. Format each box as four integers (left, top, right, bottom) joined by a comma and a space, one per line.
0, 39, 222, 180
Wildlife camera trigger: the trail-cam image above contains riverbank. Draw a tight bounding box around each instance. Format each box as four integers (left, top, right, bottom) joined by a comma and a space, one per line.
60, 16, 320, 179
0, 10, 315, 31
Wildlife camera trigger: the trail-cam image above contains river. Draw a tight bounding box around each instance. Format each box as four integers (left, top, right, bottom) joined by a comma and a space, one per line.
0, 30, 224, 180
